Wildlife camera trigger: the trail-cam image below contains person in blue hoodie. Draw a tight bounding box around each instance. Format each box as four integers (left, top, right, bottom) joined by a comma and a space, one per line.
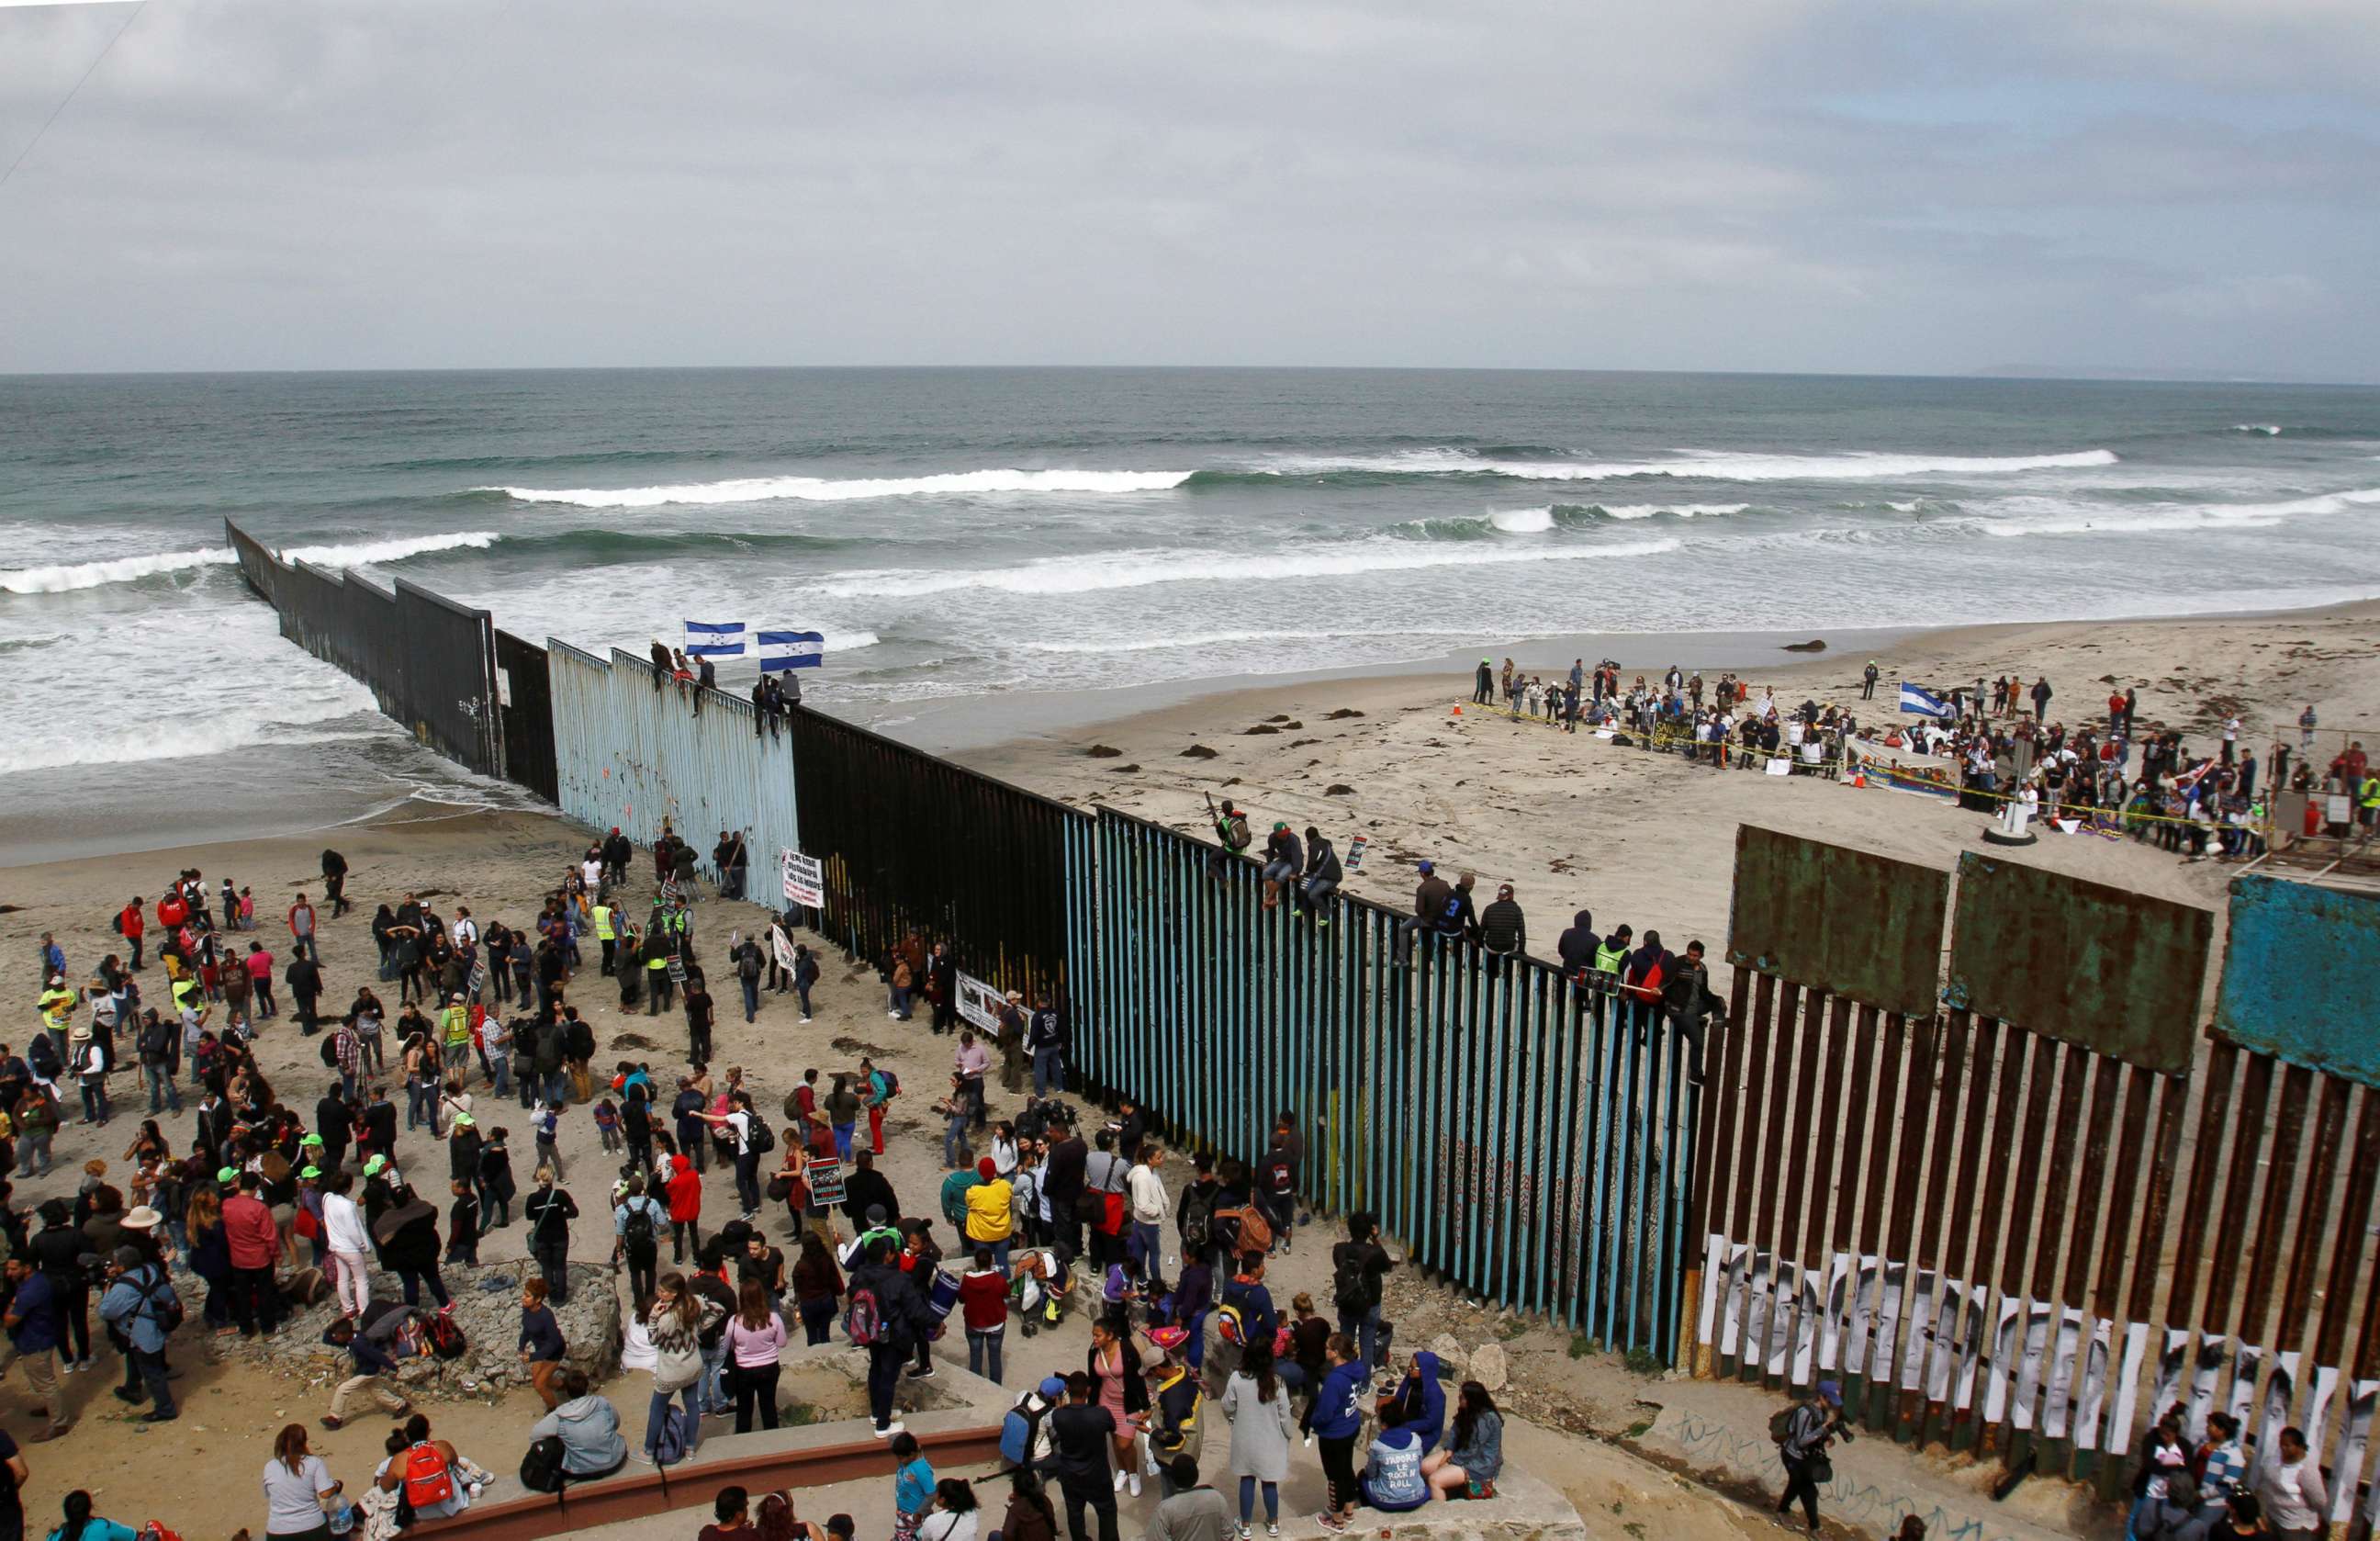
1359, 1403, 1429, 1513
1375, 1350, 1445, 1454
1302, 1334, 1365, 1533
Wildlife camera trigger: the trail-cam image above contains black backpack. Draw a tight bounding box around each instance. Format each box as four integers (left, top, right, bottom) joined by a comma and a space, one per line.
320, 1035, 339, 1067
1332, 1248, 1372, 1313
622, 1198, 657, 1252
749, 1119, 775, 1155
1180, 1187, 1214, 1250
519, 1434, 569, 1494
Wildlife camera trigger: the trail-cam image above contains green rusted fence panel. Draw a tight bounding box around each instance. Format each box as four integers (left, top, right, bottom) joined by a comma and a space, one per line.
1725, 826, 1948, 1016
2214, 875, 2380, 1086
1944, 854, 2211, 1074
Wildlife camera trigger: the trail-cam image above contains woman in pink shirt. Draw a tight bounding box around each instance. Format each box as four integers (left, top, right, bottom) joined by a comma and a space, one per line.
723, 1277, 787, 1434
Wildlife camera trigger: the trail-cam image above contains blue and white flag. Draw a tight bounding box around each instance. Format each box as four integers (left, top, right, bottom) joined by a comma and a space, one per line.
684, 620, 747, 658
758, 630, 825, 672
1899, 681, 1951, 719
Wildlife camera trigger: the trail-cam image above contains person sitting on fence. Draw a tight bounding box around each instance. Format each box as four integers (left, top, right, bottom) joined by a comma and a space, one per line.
1294, 827, 1341, 925
1397, 862, 1452, 959
1259, 825, 1302, 911
649, 640, 672, 691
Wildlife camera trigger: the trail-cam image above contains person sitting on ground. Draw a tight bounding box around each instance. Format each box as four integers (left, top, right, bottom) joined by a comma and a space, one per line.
1359, 1402, 1430, 1513
528, 1366, 628, 1481
1421, 1381, 1503, 1502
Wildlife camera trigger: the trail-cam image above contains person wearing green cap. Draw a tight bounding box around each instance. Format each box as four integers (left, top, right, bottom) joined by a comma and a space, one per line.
1472, 658, 1493, 705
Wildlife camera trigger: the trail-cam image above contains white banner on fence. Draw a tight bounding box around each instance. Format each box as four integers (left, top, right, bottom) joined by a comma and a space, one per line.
780, 849, 824, 907
956, 970, 1004, 1033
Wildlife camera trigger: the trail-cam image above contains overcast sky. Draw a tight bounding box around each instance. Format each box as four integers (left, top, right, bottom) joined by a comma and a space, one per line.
1, 0, 2374, 378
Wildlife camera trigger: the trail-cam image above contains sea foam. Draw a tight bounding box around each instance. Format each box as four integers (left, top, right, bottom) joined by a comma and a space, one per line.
0, 531, 498, 595
486, 469, 1196, 509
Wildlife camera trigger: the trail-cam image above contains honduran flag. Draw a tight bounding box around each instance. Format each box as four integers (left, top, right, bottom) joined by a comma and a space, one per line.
758, 630, 825, 672
684, 621, 747, 658
1899, 682, 1952, 719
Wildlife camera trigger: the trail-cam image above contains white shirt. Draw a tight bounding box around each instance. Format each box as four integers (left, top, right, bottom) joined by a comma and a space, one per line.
581, 859, 602, 889
918, 1512, 978, 1541
1128, 1163, 1168, 1225
453, 917, 479, 947
323, 1192, 372, 1254
262, 1454, 336, 1535
723, 1108, 751, 1154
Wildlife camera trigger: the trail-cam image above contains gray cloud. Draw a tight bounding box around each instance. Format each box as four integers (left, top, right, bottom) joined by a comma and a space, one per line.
0, 0, 2372, 378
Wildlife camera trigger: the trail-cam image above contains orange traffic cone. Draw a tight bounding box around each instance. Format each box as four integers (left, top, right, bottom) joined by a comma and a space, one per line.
1452, 705, 1464, 716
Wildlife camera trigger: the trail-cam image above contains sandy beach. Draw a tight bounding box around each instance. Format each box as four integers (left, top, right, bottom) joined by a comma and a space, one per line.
957, 600, 2380, 955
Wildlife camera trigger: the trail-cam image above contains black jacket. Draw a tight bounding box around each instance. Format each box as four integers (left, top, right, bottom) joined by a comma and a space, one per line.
848, 1260, 928, 1348
842, 1167, 900, 1228
1555, 911, 1597, 973
1480, 898, 1526, 955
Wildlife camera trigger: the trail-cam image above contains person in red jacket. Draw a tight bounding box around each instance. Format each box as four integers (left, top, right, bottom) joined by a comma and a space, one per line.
221, 1171, 284, 1336
118, 897, 146, 973
666, 1152, 704, 1265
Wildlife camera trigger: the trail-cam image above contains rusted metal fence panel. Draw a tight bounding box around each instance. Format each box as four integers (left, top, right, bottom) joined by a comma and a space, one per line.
1944, 854, 2213, 1074
1725, 826, 1948, 1018
2215, 875, 2380, 1086
790, 706, 1079, 1002
494, 628, 557, 803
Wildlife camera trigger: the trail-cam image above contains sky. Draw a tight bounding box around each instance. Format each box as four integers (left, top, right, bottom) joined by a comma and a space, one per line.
1, 0, 2375, 379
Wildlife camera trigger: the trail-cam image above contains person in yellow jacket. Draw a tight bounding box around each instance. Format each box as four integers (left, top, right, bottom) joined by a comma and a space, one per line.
2362, 773, 2380, 830
963, 1154, 1015, 1270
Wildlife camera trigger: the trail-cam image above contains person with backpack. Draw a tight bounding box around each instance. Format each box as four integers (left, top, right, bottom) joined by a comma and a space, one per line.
639, 1273, 716, 1464
1206, 795, 1252, 881
1001, 1376, 1066, 1477
1771, 1379, 1845, 1533
1026, 999, 1067, 1098
525, 1366, 626, 1483
523, 1167, 578, 1304
260, 1422, 340, 1541
1255, 1131, 1297, 1256
1206, 1254, 1274, 1397
371, 1413, 485, 1523
1293, 827, 1342, 924
95, 1244, 177, 1422
697, 1090, 770, 1220
1329, 1214, 1394, 1374
847, 1233, 930, 1438
614, 1175, 667, 1302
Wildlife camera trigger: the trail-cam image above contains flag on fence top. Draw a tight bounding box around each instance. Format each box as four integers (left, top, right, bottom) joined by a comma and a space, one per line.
1898, 681, 1951, 719
759, 630, 825, 672
684, 620, 747, 658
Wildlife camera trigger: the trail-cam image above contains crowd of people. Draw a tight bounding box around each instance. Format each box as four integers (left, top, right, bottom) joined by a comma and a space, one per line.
1467, 657, 2362, 861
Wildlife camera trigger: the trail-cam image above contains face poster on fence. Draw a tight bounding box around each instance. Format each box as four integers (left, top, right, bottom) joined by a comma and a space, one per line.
780, 849, 824, 908
806, 1154, 846, 1207
955, 971, 1003, 1034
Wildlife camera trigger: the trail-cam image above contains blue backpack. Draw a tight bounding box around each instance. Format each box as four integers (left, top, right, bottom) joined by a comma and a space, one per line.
1000, 1395, 1051, 1467
651, 1404, 695, 1466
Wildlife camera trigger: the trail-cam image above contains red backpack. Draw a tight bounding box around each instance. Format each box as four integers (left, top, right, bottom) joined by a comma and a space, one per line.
402, 1442, 455, 1508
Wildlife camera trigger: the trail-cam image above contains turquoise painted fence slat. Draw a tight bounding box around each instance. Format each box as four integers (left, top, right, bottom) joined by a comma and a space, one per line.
1077, 807, 1692, 1358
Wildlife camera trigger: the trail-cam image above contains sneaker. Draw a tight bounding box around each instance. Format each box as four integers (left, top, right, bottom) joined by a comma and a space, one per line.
1266, 1526, 1278, 1538
875, 1421, 904, 1438
59, 1361, 78, 1376
908, 1364, 936, 1380
1235, 1527, 1252, 1541
1315, 1514, 1347, 1534
1114, 1469, 1128, 1493
1127, 1474, 1142, 1499
628, 1450, 655, 1464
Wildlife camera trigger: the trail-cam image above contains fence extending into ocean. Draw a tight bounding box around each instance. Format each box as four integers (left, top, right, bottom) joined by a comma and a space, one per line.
226, 523, 2380, 1513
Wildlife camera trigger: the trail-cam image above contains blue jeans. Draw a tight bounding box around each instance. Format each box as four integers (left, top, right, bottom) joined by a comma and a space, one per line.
646, 1383, 702, 1457
740, 977, 760, 1022
1132, 1220, 1162, 1283
701, 1339, 733, 1414
1338, 1304, 1384, 1370
834, 1123, 855, 1161
487, 1054, 510, 1098
80, 1080, 109, 1123
407, 1080, 434, 1130
890, 985, 912, 1020
1033, 1049, 1064, 1097
968, 1328, 1005, 1383
944, 1113, 970, 1167
1238, 1476, 1278, 1525
145, 1063, 182, 1113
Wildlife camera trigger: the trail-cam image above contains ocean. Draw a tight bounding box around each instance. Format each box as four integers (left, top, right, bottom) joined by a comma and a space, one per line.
3, 367, 2377, 860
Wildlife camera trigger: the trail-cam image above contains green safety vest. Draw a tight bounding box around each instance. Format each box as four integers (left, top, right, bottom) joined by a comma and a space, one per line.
592, 905, 613, 941
2362, 777, 2380, 811
1593, 944, 1625, 974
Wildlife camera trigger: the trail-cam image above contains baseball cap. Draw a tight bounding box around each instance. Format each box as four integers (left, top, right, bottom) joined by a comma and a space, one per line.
300, 1132, 324, 1147
216, 1165, 239, 1186
364, 1155, 387, 1176
1817, 1379, 1843, 1406
1040, 1375, 1067, 1398
299, 1166, 321, 1180
1417, 860, 1434, 874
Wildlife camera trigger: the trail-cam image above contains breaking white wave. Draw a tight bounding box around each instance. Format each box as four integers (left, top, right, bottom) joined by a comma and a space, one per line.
1489, 507, 1554, 533
2233, 424, 2283, 435
0, 702, 390, 775
1263, 447, 2118, 482
486, 469, 1196, 509
1981, 487, 2380, 537
1595, 501, 1751, 520
814, 535, 1681, 600
0, 531, 498, 595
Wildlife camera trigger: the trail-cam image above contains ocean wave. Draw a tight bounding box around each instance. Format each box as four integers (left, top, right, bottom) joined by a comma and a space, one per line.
813, 534, 1681, 599
0, 531, 496, 595
1222, 446, 2118, 484
1398, 502, 1750, 541
0, 703, 391, 775
1593, 501, 1752, 520
2232, 424, 2283, 435
488, 528, 862, 561
1981, 486, 2380, 537
483, 468, 1196, 509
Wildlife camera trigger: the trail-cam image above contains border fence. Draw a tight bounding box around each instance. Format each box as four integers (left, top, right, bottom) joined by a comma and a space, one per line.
224, 528, 2380, 1487
1694, 827, 2380, 1526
